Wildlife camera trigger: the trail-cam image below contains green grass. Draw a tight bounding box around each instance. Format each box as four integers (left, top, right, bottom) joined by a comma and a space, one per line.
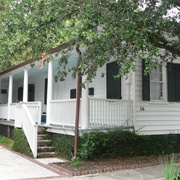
0, 135, 14, 149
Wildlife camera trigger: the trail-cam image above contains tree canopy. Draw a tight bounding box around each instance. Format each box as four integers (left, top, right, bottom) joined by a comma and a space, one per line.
0, 0, 179, 80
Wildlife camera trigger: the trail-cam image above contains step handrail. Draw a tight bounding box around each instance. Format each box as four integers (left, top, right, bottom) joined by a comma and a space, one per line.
22, 104, 38, 158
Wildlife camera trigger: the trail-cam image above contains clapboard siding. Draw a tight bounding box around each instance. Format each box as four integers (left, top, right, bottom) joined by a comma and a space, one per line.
50, 63, 128, 100
135, 61, 142, 101
135, 60, 180, 135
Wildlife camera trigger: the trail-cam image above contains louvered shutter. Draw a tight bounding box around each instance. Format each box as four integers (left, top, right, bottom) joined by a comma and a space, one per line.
107, 61, 121, 99
142, 60, 150, 101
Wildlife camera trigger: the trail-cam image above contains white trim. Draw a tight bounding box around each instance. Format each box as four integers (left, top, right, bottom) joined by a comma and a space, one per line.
23, 69, 28, 102
8, 75, 13, 121
149, 64, 167, 102
46, 61, 53, 125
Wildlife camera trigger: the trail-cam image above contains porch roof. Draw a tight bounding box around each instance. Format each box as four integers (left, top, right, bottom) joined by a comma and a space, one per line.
0, 43, 71, 77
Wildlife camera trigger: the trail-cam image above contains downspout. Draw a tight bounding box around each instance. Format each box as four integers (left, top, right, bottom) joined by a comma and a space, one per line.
74, 44, 82, 158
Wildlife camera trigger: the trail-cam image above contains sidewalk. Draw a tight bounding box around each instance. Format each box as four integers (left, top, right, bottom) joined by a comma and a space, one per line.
52, 166, 164, 180
0, 145, 164, 180
0, 145, 66, 180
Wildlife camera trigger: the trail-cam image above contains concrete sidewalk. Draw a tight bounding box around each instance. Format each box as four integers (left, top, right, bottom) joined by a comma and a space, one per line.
0, 145, 165, 180
0, 146, 66, 180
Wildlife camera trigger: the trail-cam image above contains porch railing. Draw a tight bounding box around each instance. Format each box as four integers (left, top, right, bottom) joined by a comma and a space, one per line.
0, 104, 8, 119
50, 99, 78, 127
0, 103, 18, 120
49, 98, 133, 129
16, 103, 38, 158
0, 102, 41, 124
15, 101, 41, 127
15, 101, 41, 158
23, 102, 42, 125
89, 98, 133, 128
9, 103, 16, 120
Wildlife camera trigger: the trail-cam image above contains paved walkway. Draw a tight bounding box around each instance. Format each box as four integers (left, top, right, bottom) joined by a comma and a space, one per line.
0, 145, 165, 180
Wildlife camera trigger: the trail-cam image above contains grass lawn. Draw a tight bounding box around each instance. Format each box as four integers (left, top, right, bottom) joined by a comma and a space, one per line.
0, 136, 14, 149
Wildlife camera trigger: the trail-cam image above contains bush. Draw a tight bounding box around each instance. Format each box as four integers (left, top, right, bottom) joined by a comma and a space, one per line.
50, 133, 74, 159
47, 128, 180, 160
78, 129, 180, 160
12, 128, 33, 157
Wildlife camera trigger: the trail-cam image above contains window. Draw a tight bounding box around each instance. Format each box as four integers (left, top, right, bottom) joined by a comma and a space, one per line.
70, 89, 76, 99
106, 61, 121, 99
70, 88, 94, 99
142, 61, 180, 102
142, 60, 164, 101
150, 65, 163, 100
17, 84, 35, 102
167, 63, 180, 102
1, 89, 7, 94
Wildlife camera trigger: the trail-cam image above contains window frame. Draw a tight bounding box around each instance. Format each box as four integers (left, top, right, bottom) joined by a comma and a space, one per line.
150, 64, 164, 101
142, 60, 167, 102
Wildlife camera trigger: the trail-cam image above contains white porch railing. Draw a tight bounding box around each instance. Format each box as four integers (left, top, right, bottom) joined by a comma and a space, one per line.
14, 101, 42, 127
15, 101, 41, 158
0, 103, 17, 120
0, 102, 42, 124
23, 102, 42, 125
9, 103, 16, 120
15, 103, 38, 158
50, 99, 78, 127
89, 98, 133, 128
49, 98, 133, 129
0, 104, 8, 119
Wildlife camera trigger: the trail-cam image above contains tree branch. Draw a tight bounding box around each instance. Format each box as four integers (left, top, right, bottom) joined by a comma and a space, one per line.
154, 42, 180, 56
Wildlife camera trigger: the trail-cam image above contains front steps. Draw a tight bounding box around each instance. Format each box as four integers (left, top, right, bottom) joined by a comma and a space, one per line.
37, 129, 57, 158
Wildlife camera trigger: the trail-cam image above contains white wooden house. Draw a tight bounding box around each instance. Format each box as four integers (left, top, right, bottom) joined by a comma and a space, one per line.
0, 43, 180, 157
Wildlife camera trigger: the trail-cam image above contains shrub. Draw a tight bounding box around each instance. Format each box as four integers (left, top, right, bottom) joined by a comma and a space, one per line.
48, 128, 180, 160
78, 129, 180, 160
50, 133, 74, 159
12, 128, 33, 157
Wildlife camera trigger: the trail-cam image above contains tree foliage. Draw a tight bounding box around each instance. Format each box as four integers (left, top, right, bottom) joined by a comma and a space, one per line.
0, 0, 179, 79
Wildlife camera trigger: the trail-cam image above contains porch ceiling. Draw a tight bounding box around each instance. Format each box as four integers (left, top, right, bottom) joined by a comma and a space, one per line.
14, 63, 48, 82
1, 51, 78, 83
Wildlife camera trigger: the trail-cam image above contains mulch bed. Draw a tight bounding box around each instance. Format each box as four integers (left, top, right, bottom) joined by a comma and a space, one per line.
49, 154, 180, 176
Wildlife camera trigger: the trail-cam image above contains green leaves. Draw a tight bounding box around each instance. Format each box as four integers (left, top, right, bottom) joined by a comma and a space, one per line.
0, 0, 179, 79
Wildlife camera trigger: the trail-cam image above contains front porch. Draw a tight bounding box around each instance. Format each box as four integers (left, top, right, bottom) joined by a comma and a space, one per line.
0, 98, 133, 158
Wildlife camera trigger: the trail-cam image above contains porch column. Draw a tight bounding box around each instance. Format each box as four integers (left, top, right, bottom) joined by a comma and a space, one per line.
23, 69, 28, 102
8, 75, 13, 121
81, 75, 89, 129
46, 60, 53, 125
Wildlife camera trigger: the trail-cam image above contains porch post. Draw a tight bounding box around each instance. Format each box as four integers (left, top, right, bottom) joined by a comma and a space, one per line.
46, 60, 53, 125
8, 75, 13, 121
81, 75, 89, 129
23, 69, 28, 102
